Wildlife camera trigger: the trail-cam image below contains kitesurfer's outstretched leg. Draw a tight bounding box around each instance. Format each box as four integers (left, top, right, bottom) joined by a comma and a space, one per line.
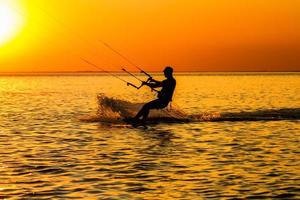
134, 99, 168, 123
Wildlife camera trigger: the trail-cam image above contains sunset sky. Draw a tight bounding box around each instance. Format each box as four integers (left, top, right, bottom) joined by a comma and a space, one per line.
0, 0, 299, 72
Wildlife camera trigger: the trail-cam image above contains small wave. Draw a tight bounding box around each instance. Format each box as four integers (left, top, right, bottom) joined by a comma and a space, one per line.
81, 94, 300, 124
205, 108, 300, 122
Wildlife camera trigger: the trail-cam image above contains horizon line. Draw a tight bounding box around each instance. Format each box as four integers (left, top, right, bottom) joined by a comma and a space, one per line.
0, 70, 300, 74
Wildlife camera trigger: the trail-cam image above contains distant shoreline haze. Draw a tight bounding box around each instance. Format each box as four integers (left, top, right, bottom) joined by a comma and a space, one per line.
0, 68, 300, 74
0, 70, 299, 74
0, 71, 299, 76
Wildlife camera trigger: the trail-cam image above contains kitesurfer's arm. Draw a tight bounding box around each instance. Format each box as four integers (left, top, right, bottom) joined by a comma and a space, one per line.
142, 81, 162, 88
148, 78, 161, 84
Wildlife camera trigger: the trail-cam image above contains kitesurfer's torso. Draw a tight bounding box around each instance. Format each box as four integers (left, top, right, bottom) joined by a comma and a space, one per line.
157, 77, 176, 103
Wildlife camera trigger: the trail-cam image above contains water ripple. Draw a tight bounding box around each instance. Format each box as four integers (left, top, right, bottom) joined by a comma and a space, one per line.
1, 75, 300, 199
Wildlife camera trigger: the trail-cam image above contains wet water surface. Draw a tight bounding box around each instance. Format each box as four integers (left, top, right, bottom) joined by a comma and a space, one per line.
0, 73, 300, 199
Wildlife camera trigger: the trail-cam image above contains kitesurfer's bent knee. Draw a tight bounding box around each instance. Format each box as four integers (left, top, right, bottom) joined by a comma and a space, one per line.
134, 99, 169, 121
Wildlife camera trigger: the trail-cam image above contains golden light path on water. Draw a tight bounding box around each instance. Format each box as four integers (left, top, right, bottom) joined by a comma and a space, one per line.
0, 73, 299, 199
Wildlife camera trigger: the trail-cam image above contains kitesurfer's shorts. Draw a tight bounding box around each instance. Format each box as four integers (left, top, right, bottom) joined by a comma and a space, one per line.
143, 99, 169, 110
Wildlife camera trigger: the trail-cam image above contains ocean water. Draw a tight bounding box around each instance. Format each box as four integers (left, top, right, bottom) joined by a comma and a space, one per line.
0, 72, 299, 199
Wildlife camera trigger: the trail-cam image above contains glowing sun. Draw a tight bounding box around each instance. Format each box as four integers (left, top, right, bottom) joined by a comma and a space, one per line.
0, 1, 24, 46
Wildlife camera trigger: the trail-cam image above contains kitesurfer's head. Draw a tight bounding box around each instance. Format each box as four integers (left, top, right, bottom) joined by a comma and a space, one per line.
164, 66, 173, 78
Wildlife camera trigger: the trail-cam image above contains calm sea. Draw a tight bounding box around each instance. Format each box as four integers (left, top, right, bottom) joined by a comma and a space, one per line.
0, 72, 299, 199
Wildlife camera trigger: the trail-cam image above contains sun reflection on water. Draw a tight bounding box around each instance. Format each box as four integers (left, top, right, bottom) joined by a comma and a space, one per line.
0, 73, 299, 198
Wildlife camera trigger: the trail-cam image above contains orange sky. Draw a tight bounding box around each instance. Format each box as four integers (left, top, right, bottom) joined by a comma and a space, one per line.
0, 0, 300, 72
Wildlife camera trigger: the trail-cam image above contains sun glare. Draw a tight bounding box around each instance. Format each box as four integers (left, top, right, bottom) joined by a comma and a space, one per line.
0, 1, 24, 46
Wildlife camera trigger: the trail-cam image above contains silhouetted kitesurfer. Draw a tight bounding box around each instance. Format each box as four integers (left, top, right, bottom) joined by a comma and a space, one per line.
125, 66, 176, 126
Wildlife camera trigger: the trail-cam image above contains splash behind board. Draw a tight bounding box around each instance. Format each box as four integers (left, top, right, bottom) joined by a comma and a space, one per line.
80, 94, 300, 125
